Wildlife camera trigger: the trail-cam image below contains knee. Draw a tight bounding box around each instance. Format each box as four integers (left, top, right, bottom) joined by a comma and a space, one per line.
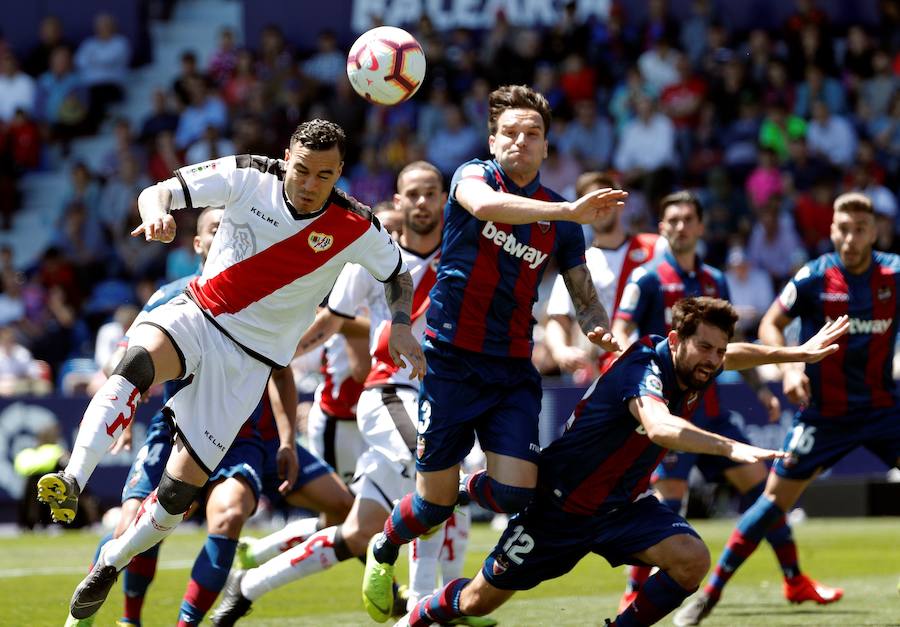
208, 503, 249, 538
111, 346, 156, 393
667, 537, 710, 590
157, 471, 202, 515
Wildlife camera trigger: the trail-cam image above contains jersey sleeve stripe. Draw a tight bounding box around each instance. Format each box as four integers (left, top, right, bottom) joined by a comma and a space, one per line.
377, 253, 403, 284
174, 169, 194, 211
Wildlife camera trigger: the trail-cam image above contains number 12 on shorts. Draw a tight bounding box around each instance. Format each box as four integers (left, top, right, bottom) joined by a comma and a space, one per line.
502, 525, 535, 565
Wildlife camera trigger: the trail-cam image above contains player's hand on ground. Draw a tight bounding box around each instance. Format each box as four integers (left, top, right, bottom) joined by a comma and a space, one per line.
586, 326, 620, 353
109, 420, 134, 454
552, 345, 591, 372
783, 368, 811, 406
567, 188, 628, 224
726, 441, 788, 464
276, 443, 299, 495
758, 388, 782, 422
388, 323, 426, 380
794, 314, 849, 363
131, 212, 177, 243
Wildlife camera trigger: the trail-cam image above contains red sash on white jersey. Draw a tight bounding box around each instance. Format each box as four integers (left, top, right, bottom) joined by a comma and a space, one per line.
318, 348, 364, 420
365, 256, 438, 388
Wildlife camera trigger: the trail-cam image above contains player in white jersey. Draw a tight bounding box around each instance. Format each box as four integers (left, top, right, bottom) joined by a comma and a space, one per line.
210, 162, 490, 626
39, 119, 425, 622
306, 326, 369, 482
545, 172, 664, 379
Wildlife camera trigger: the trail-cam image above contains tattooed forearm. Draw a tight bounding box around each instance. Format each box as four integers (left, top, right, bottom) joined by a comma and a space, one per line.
385, 271, 414, 326
562, 264, 610, 336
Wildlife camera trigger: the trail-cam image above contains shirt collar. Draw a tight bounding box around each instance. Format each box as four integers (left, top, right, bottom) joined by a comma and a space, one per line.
492, 159, 542, 197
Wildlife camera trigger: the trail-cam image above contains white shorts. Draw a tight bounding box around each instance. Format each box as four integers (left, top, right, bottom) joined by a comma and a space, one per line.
350, 386, 419, 511
307, 395, 365, 483
141, 294, 271, 474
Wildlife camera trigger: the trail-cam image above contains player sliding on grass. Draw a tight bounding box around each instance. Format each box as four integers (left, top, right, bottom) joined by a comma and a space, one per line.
674, 192, 900, 625
610, 191, 836, 613
37, 119, 423, 622
395, 297, 848, 627
363, 84, 627, 622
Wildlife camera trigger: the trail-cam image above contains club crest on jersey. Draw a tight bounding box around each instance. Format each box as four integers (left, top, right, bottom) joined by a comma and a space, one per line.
878, 286, 892, 301
629, 248, 649, 262
491, 554, 510, 576
537, 220, 551, 234
308, 232, 334, 252
416, 435, 426, 459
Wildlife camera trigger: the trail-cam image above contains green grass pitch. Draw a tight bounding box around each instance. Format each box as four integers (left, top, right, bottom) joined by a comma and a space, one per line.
1, 518, 897, 626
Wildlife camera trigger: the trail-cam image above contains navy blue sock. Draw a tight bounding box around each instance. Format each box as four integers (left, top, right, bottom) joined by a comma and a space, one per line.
177, 534, 237, 625
615, 570, 694, 626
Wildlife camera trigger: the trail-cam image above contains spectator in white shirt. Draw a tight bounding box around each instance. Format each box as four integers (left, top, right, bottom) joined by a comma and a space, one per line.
637, 37, 681, 95
0, 325, 47, 396
0, 51, 36, 123
806, 100, 857, 168
94, 304, 138, 374
724, 246, 775, 339
73, 13, 131, 129
614, 94, 676, 209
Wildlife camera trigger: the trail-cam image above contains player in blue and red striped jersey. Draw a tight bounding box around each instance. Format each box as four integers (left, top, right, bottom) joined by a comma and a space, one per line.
395, 297, 847, 627
609, 191, 825, 613
675, 192, 900, 625
363, 84, 628, 622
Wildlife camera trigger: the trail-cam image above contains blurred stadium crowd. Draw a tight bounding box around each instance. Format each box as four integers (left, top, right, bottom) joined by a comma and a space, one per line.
0, 0, 899, 394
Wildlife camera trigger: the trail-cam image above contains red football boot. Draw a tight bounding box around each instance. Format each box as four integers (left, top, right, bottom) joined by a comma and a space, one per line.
784, 574, 844, 604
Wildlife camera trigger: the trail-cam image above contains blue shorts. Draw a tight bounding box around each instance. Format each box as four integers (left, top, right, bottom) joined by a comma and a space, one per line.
774, 406, 900, 480
652, 409, 745, 483
207, 437, 265, 505
482, 496, 700, 591
416, 338, 542, 472
261, 438, 334, 504
122, 413, 173, 503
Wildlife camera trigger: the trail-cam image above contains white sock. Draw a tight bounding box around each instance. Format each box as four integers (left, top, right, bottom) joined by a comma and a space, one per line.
408, 529, 442, 608
102, 490, 182, 570
440, 507, 470, 582
66, 375, 141, 489
241, 527, 345, 601
251, 516, 320, 565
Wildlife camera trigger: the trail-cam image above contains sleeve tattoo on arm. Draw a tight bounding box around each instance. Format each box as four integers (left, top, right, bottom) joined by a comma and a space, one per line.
562, 264, 610, 336
385, 271, 414, 326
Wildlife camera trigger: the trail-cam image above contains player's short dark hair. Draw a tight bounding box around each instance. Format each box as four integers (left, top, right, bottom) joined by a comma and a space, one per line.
659, 190, 704, 222
672, 297, 738, 341
196, 206, 222, 231
488, 85, 552, 135
396, 160, 443, 189
290, 119, 346, 159
575, 171, 619, 197
833, 192, 874, 215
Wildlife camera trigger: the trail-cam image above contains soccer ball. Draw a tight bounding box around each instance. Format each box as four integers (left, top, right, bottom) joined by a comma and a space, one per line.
346, 26, 426, 105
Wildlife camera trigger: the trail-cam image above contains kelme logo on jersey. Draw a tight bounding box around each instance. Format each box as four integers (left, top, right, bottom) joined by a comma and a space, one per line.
307, 232, 334, 252
481, 221, 549, 269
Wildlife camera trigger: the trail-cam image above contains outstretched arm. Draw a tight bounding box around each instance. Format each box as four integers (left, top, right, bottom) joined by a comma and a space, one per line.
723, 315, 848, 371
629, 396, 786, 463
456, 178, 627, 225
384, 271, 426, 379
560, 264, 619, 353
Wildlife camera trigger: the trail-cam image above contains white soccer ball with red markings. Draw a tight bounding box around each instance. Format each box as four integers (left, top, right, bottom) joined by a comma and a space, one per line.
346, 26, 426, 105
